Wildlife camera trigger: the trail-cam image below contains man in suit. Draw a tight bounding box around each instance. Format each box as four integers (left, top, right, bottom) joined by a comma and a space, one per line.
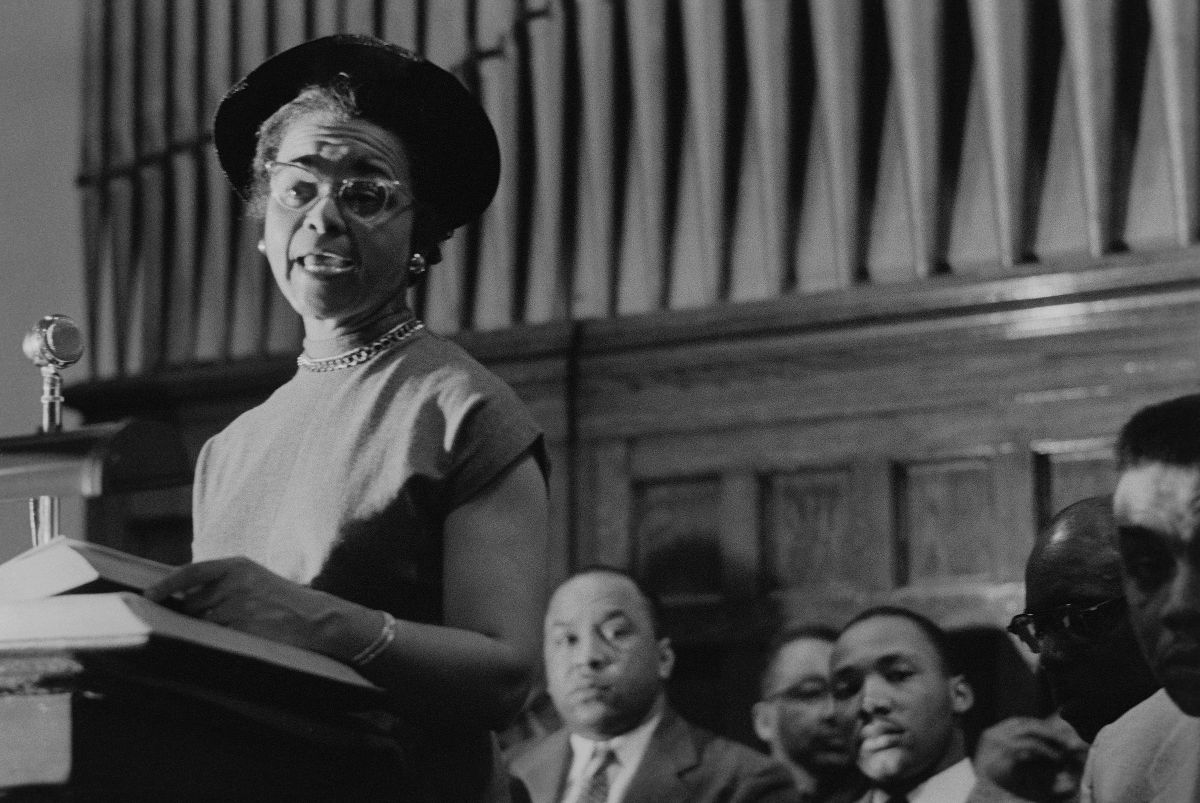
752, 625, 866, 802
830, 606, 976, 803
508, 566, 797, 803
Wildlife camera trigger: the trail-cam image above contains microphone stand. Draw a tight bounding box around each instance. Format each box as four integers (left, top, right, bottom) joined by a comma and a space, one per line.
30, 364, 66, 545
23, 315, 84, 547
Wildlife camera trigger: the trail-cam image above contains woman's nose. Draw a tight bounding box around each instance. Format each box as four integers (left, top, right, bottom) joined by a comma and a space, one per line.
302, 191, 347, 234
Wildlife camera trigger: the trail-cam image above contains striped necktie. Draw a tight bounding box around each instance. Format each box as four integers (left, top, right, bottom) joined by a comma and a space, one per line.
581, 745, 617, 803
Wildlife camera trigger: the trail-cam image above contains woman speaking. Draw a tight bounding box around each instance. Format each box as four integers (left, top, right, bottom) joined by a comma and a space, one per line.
148, 35, 548, 801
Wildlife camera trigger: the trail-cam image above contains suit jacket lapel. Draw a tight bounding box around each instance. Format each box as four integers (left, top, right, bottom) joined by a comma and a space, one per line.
622, 708, 698, 803
519, 730, 572, 803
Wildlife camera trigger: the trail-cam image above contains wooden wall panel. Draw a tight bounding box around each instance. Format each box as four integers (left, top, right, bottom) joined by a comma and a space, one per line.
1034, 438, 1119, 526
898, 455, 1002, 584
719, 470, 760, 599
634, 477, 723, 599
762, 467, 857, 591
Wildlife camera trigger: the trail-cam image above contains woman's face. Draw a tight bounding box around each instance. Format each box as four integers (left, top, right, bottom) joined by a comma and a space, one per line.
262, 111, 415, 333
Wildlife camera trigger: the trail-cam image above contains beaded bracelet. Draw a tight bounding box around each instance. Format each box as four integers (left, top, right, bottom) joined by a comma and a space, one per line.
351, 611, 398, 668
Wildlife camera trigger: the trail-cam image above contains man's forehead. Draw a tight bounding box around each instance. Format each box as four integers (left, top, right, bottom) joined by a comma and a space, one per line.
832, 616, 935, 667
1115, 463, 1200, 545
766, 638, 833, 691
546, 572, 647, 624
1027, 541, 1122, 608
775, 638, 833, 672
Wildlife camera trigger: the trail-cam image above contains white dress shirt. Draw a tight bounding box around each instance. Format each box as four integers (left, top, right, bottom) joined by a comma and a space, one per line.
869, 757, 976, 803
560, 711, 663, 803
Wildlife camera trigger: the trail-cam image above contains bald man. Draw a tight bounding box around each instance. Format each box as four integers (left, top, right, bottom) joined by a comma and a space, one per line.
971, 497, 1157, 801
1020, 496, 1159, 739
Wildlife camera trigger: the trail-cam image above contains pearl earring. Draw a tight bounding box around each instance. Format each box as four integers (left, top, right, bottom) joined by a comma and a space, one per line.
257, 239, 267, 255
407, 253, 427, 283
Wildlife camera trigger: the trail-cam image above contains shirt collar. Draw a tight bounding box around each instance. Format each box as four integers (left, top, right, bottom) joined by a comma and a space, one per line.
869, 757, 976, 803
567, 709, 663, 781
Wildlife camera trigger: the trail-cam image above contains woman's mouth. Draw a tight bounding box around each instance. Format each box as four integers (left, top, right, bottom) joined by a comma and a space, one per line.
293, 253, 357, 276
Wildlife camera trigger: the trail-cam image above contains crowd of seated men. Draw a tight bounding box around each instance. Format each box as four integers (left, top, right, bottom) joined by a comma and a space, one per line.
499, 392, 1200, 803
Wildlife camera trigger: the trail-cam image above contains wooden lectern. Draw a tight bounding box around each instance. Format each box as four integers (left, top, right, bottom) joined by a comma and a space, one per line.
0, 422, 412, 800
0, 643, 411, 800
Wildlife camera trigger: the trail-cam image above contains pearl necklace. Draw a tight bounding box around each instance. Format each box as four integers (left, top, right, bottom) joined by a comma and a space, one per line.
297, 317, 425, 372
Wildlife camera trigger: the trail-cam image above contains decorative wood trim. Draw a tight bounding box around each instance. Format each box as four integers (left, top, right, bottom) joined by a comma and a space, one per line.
66, 252, 1200, 420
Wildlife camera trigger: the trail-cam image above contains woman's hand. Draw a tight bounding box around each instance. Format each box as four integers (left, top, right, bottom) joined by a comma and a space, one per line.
145, 557, 357, 654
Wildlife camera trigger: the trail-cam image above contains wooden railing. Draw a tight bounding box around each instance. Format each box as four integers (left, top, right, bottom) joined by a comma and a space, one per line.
78, 0, 1200, 378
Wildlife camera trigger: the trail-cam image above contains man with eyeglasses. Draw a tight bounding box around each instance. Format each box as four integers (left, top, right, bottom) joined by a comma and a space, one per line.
1079, 395, 1200, 801
969, 496, 1155, 801
752, 626, 866, 802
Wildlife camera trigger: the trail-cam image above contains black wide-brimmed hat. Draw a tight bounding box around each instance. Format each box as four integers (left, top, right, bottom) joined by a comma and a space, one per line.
213, 34, 500, 231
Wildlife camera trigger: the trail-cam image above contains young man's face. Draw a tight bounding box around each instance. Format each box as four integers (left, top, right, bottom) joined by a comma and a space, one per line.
830, 616, 972, 791
1114, 463, 1200, 715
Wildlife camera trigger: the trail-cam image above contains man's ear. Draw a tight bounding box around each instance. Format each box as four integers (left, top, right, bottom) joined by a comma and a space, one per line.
657, 637, 675, 681
949, 674, 974, 715
752, 700, 776, 744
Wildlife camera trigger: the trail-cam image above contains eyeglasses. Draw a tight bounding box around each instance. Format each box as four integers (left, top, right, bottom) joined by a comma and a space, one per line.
766, 681, 831, 705
1006, 597, 1127, 653
264, 161, 413, 225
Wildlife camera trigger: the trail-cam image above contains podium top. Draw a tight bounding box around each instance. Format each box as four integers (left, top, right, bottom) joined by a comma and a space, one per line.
0, 419, 191, 501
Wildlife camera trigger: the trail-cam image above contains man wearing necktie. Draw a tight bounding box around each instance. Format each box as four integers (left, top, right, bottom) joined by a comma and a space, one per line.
508, 566, 800, 803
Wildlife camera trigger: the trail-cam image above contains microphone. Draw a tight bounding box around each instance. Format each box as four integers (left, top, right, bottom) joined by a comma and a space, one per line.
23, 314, 85, 546
23, 314, 84, 369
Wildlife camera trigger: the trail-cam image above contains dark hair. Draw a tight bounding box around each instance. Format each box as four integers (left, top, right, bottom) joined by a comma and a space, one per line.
564, 564, 666, 638
841, 605, 963, 677
760, 624, 839, 697
250, 80, 449, 270
1117, 393, 1200, 470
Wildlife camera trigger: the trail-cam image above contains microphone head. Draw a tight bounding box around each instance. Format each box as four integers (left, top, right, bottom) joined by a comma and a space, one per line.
23, 315, 84, 369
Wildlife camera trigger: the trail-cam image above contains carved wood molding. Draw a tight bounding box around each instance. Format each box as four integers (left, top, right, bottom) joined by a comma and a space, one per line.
66, 250, 1200, 430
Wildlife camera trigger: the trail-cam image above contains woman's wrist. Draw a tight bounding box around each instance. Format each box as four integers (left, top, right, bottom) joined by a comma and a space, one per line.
306, 592, 397, 666
350, 610, 399, 668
